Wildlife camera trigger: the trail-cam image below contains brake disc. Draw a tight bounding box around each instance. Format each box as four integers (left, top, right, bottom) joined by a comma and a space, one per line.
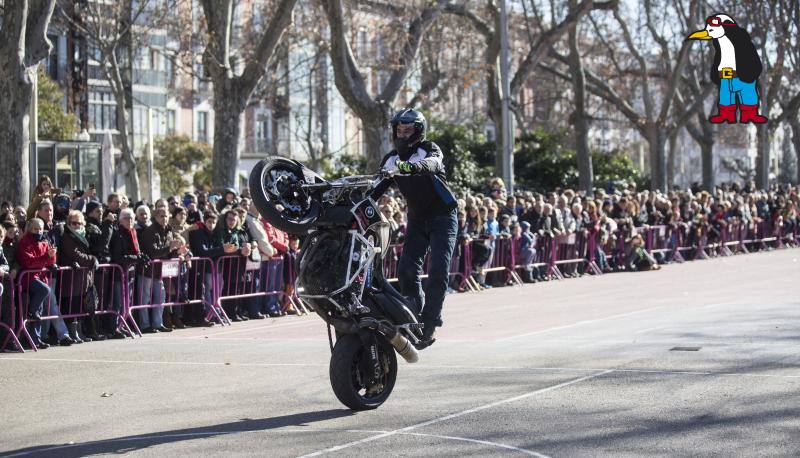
268, 169, 304, 214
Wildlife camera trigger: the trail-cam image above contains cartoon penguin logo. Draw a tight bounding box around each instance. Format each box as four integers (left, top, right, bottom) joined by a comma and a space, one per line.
687, 14, 767, 124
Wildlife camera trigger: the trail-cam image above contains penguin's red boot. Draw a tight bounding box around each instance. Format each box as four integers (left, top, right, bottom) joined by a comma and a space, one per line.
739, 105, 768, 124
709, 105, 737, 124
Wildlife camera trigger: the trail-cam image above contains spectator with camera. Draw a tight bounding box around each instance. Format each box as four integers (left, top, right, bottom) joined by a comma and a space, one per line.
214, 209, 252, 321
17, 218, 73, 348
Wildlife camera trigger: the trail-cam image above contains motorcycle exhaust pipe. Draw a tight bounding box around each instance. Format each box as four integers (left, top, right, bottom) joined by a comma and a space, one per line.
372, 321, 419, 364
388, 331, 419, 364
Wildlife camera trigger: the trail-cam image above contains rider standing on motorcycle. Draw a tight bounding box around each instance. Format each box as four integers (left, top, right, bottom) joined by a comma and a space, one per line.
373, 109, 458, 348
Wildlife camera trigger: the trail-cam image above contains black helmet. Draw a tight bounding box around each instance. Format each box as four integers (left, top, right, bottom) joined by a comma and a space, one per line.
390, 108, 426, 157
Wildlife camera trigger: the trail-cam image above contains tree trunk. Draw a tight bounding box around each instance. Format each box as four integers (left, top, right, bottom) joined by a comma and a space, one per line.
755, 123, 770, 189
667, 129, 678, 189
211, 87, 246, 191
791, 117, 800, 185
201, 0, 298, 191
0, 0, 56, 205
646, 126, 668, 192
701, 140, 714, 190
567, 19, 592, 194
362, 113, 392, 173
0, 68, 34, 205
107, 53, 140, 200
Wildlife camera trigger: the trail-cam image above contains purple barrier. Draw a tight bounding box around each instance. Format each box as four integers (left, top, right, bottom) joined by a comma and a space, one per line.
0, 277, 23, 352
480, 237, 522, 286
383, 240, 474, 291
128, 257, 221, 335
215, 255, 303, 317
15, 264, 132, 350
552, 231, 598, 276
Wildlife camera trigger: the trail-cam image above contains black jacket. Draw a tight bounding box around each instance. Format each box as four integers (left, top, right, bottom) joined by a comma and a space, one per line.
85, 216, 113, 263
189, 226, 225, 259
374, 141, 457, 220
110, 227, 140, 269
140, 222, 175, 277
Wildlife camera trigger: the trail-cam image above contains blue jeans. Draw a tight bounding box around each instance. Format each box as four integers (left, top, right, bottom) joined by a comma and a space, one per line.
137, 276, 164, 329
398, 209, 457, 327
262, 260, 282, 314
27, 279, 69, 343
719, 77, 758, 106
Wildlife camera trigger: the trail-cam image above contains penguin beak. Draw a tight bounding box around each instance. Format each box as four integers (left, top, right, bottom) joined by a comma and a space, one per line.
687, 30, 711, 40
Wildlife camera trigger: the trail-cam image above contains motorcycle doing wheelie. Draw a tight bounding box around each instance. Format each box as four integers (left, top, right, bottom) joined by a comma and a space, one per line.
249, 156, 424, 410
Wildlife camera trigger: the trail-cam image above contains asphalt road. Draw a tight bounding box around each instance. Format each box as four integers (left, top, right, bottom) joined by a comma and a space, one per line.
1, 248, 798, 457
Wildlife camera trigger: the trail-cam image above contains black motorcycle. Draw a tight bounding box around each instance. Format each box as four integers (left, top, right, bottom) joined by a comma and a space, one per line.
249, 157, 423, 410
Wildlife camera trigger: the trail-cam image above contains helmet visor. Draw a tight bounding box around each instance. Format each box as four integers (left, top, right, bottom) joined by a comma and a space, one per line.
395, 123, 416, 139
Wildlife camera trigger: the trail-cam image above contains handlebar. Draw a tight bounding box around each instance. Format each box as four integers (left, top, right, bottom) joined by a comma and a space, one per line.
299, 170, 395, 192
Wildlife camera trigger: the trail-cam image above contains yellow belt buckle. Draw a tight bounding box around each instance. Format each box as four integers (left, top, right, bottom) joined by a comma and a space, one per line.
721, 68, 734, 79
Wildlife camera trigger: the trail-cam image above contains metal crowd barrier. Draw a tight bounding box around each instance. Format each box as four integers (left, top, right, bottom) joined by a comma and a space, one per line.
0, 278, 23, 352
214, 254, 307, 318
13, 265, 133, 352
128, 257, 222, 335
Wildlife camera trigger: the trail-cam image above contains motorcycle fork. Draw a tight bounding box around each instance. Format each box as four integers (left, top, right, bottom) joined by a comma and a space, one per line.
357, 330, 382, 388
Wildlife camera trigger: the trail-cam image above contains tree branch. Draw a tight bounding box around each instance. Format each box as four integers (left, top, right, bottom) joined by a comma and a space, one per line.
238, 0, 298, 91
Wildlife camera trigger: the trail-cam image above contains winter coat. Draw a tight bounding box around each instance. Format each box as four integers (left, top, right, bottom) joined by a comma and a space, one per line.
110, 227, 140, 269
85, 217, 114, 263
139, 222, 175, 277
263, 218, 288, 255
245, 213, 275, 259
189, 226, 226, 260
58, 227, 98, 297
16, 233, 57, 288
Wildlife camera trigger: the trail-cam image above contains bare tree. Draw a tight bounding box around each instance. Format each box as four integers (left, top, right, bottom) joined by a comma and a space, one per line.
566, 0, 593, 193
730, 0, 795, 188
57, 0, 175, 200
0, 0, 56, 205
199, 0, 298, 190
680, 45, 715, 189
446, 0, 615, 177
323, 0, 449, 172
543, 0, 705, 191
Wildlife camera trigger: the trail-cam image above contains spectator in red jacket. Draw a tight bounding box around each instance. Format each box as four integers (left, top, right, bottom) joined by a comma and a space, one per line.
17, 218, 73, 348
261, 213, 289, 316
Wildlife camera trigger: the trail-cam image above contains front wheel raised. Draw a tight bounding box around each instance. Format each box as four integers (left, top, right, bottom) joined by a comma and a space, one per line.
329, 333, 397, 410
249, 157, 322, 234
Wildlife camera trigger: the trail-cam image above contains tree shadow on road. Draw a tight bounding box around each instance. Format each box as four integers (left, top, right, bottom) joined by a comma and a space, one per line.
0, 409, 354, 458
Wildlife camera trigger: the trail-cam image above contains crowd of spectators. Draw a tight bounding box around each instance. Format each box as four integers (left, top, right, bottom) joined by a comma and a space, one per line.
0, 176, 300, 350
1, 174, 798, 350
377, 177, 799, 288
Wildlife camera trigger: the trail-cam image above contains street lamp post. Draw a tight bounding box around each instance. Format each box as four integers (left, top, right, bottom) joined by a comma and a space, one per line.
147, 106, 154, 202
499, 0, 514, 194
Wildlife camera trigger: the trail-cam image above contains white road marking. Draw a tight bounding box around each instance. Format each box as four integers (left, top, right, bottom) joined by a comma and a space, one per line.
0, 357, 326, 368
2, 358, 799, 379
0, 429, 547, 457
634, 325, 666, 334
297, 370, 613, 457
497, 307, 666, 341
186, 317, 315, 337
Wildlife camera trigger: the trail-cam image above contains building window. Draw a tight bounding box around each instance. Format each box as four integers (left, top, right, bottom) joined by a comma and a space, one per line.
197, 111, 208, 143
166, 109, 176, 135
88, 91, 117, 130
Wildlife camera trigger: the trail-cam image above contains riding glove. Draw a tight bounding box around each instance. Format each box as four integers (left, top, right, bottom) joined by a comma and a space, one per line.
396, 160, 419, 174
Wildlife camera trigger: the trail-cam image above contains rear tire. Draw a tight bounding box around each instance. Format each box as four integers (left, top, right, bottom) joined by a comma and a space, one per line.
329, 333, 397, 410
249, 157, 322, 234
